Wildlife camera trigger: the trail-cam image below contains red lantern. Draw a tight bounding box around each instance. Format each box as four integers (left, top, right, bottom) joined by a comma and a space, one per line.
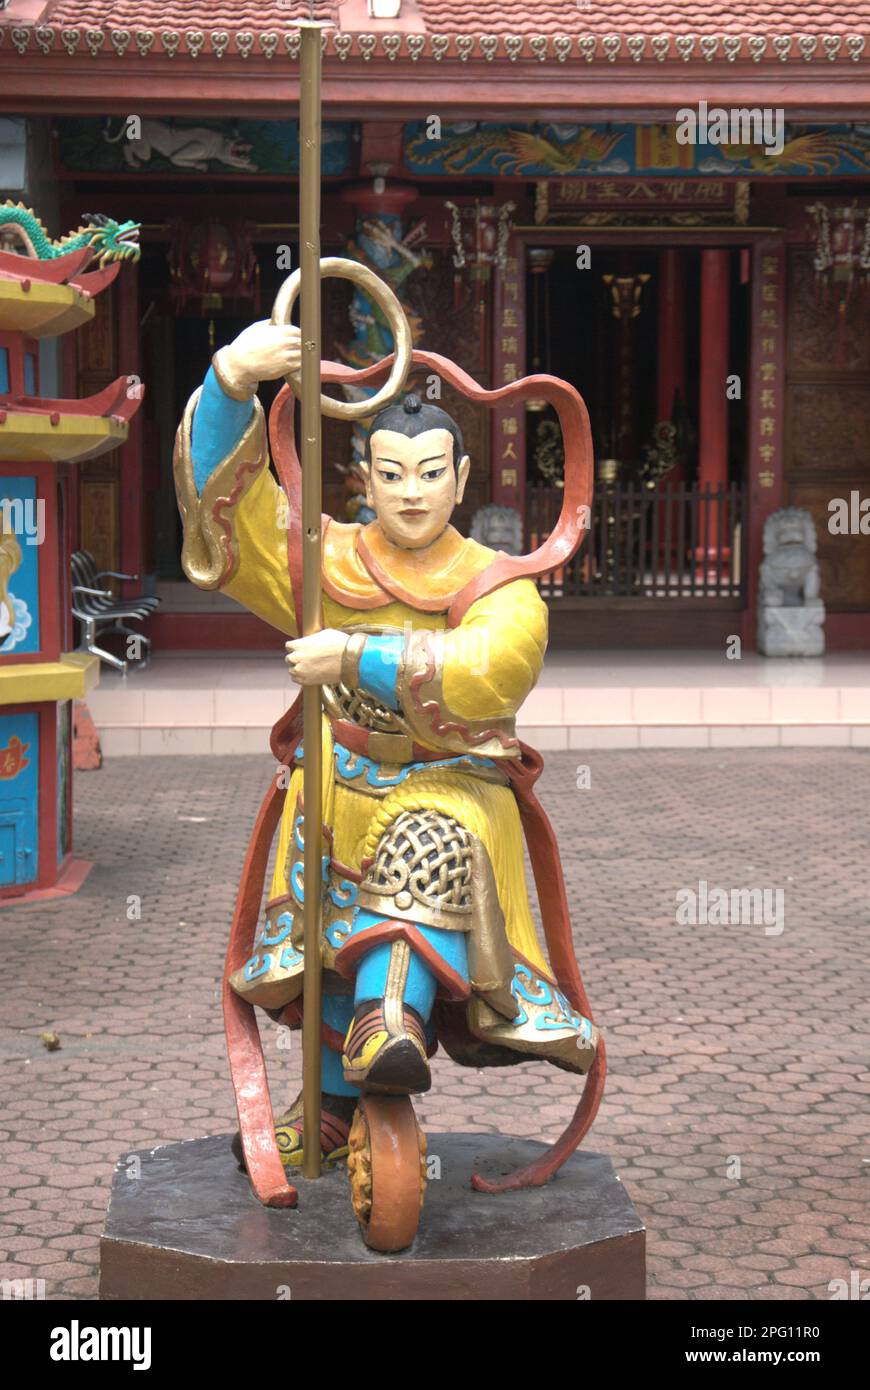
168, 219, 260, 315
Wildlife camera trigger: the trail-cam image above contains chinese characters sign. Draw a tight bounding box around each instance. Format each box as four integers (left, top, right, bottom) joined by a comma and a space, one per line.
492, 249, 524, 507
750, 244, 785, 501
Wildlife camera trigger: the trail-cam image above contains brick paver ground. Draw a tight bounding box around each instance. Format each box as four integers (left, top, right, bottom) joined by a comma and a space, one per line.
1, 749, 868, 1300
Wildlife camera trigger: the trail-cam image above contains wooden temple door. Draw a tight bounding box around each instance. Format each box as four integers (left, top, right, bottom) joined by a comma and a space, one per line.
784, 246, 870, 620
72, 282, 120, 576
66, 259, 144, 594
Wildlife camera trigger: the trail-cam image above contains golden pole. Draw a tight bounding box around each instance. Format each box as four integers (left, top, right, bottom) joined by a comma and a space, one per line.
299, 19, 324, 1181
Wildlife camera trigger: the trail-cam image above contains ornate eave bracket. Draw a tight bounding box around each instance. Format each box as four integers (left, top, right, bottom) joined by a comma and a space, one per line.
0, 25, 867, 66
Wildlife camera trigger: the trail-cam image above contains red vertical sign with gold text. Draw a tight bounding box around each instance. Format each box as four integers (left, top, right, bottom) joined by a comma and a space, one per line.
746, 238, 787, 635
491, 239, 526, 518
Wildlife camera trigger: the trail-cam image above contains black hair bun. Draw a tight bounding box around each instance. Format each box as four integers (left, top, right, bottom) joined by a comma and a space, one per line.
364, 390, 464, 469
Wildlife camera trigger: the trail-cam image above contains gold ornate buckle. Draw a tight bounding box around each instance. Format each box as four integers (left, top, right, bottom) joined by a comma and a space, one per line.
366, 732, 414, 763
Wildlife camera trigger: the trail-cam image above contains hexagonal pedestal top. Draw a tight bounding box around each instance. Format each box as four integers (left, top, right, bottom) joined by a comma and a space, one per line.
100, 1132, 645, 1301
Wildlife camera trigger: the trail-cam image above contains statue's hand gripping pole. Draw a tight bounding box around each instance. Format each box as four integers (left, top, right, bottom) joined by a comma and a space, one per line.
271, 21, 413, 1178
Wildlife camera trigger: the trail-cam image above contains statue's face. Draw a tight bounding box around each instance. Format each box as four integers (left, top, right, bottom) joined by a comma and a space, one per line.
362, 427, 470, 550
770, 519, 806, 551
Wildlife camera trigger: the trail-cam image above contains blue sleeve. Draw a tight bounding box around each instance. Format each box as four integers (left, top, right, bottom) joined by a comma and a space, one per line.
358, 635, 403, 711
191, 366, 255, 496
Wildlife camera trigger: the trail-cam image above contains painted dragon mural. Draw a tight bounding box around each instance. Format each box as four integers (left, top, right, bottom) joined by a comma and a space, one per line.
405, 121, 870, 178
406, 123, 624, 176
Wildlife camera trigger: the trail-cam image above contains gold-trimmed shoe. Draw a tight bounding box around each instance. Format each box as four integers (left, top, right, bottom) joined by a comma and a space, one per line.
342, 998, 431, 1095
231, 1091, 354, 1170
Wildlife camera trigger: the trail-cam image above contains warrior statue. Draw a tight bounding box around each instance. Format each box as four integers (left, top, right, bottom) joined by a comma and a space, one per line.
175, 316, 603, 1235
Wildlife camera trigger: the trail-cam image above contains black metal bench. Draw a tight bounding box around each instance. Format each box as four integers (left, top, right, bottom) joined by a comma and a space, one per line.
71, 550, 160, 674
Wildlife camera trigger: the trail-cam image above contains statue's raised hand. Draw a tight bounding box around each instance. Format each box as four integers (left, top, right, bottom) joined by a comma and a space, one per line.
214, 321, 302, 398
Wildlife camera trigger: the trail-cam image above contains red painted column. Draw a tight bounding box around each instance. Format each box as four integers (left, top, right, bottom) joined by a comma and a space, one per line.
654, 249, 687, 566
697, 249, 731, 573
656, 247, 686, 423
699, 249, 730, 489
117, 261, 144, 598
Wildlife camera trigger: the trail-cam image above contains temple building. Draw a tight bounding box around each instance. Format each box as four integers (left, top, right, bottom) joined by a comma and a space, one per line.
1, 0, 868, 652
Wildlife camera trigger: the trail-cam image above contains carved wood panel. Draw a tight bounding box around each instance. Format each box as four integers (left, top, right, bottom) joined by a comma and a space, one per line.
77, 280, 116, 376
787, 384, 870, 474
787, 250, 870, 374
79, 479, 120, 577
76, 283, 121, 571
785, 481, 870, 610
785, 245, 870, 609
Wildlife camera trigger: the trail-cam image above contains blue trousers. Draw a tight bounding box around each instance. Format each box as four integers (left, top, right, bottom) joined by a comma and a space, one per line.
321, 910, 469, 1097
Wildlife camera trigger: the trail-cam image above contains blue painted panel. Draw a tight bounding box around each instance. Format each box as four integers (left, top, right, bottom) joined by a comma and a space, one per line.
0, 825, 14, 887
404, 120, 870, 178
57, 117, 356, 176
0, 710, 39, 885
0, 474, 40, 654
0, 347, 9, 394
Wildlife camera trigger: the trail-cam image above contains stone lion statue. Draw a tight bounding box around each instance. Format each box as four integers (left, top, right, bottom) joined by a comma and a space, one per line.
758, 507, 825, 657
469, 503, 523, 556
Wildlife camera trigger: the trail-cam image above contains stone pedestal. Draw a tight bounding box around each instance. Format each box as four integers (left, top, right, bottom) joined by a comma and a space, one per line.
100, 1133, 645, 1301
758, 602, 825, 657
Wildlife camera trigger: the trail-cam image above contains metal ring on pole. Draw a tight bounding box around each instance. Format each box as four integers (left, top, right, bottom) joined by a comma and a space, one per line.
271, 255, 413, 419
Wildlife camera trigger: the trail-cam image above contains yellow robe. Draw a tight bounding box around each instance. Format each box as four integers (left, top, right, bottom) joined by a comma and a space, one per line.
174, 391, 596, 1073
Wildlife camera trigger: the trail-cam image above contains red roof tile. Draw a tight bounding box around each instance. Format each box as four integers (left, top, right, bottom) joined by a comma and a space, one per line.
44, 0, 339, 24
415, 1, 870, 37
34, 0, 870, 36
2, 0, 867, 64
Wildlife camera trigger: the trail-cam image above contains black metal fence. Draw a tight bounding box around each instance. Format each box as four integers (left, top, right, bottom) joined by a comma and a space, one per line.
526, 483, 747, 601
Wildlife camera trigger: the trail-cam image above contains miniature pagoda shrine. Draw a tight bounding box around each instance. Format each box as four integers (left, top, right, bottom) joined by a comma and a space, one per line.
0, 204, 142, 899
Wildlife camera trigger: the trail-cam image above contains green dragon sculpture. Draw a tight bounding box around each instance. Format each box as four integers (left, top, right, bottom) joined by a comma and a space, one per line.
0, 203, 141, 265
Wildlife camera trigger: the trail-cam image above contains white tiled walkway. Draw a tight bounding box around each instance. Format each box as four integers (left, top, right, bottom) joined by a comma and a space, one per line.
84, 649, 870, 755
